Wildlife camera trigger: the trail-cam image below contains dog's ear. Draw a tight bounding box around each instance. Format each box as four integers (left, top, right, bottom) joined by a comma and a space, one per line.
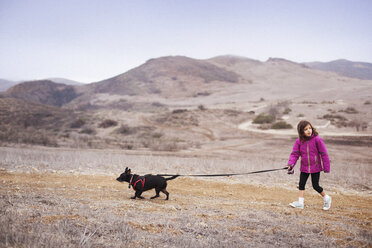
125, 167, 129, 173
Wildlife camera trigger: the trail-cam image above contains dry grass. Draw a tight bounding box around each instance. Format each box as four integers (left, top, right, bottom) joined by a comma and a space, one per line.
0, 171, 371, 248
0, 144, 371, 247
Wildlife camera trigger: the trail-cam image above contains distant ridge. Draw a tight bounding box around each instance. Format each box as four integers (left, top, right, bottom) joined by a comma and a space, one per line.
91, 56, 241, 97
304, 59, 372, 80
46, 78, 83, 85
0, 79, 17, 92
4, 80, 78, 107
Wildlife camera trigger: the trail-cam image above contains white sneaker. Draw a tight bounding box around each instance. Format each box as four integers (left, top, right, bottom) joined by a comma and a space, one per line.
323, 196, 332, 210
289, 201, 304, 209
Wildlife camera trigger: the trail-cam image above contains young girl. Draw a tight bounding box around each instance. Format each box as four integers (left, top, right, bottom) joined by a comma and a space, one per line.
287, 120, 331, 210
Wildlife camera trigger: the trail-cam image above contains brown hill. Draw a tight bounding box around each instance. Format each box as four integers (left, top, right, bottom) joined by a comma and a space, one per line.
5, 80, 78, 107
91, 56, 242, 97
305, 59, 372, 80
0, 98, 75, 146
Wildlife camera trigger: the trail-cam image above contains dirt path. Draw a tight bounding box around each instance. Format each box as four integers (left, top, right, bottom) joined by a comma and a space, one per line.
1, 172, 371, 247
238, 120, 372, 137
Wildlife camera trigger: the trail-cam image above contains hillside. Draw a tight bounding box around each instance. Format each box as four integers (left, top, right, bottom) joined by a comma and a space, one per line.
0, 79, 17, 92
0, 98, 78, 146
4, 80, 78, 107
305, 59, 372, 80
91, 56, 242, 97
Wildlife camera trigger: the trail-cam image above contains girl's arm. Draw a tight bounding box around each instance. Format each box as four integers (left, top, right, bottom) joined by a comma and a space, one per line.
288, 139, 301, 167
316, 137, 331, 173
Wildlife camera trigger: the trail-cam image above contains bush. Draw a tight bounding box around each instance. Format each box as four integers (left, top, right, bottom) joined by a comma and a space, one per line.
99, 119, 118, 128
198, 105, 206, 111
253, 114, 276, 124
172, 109, 188, 114
283, 108, 292, 115
271, 121, 293, 129
70, 119, 85, 128
117, 124, 133, 135
340, 107, 358, 114
80, 128, 95, 135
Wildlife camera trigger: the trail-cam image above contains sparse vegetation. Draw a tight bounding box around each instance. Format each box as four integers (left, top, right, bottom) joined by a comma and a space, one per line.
194, 92, 211, 97
172, 109, 188, 114
364, 100, 371, 105
340, 107, 358, 114
283, 108, 292, 115
348, 119, 368, 132
70, 118, 85, 128
98, 119, 118, 128
271, 121, 293, 129
0, 145, 371, 247
80, 127, 95, 135
116, 124, 133, 135
198, 104, 206, 111
253, 114, 276, 124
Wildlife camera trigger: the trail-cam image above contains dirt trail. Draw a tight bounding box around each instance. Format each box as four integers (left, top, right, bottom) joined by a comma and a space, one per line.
1, 172, 371, 247
238, 120, 372, 137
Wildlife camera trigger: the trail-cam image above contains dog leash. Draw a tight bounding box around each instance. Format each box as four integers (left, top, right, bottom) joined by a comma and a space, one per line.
157, 167, 288, 177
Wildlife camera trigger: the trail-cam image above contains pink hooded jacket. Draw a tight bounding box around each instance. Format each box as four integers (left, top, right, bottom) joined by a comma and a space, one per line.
288, 135, 330, 173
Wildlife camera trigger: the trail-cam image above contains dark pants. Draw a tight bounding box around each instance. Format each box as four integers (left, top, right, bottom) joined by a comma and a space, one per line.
299, 172, 323, 193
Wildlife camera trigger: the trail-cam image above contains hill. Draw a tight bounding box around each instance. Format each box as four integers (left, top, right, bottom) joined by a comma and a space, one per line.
0, 79, 18, 92
0, 98, 76, 146
305, 59, 372, 80
45, 77, 84, 86
91, 56, 242, 97
4, 80, 78, 107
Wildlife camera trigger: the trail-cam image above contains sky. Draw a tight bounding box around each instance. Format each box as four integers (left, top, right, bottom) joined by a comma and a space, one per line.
0, 0, 371, 83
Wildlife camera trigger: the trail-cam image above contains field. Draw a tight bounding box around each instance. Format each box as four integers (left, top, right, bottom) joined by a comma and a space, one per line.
1, 140, 371, 247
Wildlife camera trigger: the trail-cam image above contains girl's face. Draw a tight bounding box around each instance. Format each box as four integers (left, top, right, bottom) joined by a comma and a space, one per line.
303, 124, 313, 137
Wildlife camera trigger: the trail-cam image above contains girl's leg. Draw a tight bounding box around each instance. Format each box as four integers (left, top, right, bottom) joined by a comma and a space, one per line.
296, 172, 309, 206
310, 172, 323, 194
299, 172, 309, 192
311, 172, 332, 210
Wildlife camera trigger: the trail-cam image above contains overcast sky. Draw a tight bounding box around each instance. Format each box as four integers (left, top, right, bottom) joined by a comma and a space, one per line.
1, 0, 371, 83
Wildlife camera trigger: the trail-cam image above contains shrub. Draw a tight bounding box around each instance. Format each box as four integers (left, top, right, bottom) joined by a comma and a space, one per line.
80, 128, 95, 135
364, 101, 371, 105
283, 108, 292, 115
99, 119, 118, 128
253, 114, 276, 124
198, 105, 206, 111
271, 121, 293, 129
340, 107, 358, 114
172, 109, 188, 114
117, 124, 132, 135
70, 119, 85, 128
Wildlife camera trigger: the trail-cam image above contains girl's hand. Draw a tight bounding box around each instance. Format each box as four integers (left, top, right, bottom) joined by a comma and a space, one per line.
287, 165, 294, 174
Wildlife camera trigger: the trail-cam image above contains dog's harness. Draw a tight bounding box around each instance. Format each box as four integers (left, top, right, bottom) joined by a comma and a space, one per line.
129, 175, 145, 190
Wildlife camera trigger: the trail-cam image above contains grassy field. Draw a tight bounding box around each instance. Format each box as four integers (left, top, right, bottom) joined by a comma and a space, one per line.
0, 144, 371, 247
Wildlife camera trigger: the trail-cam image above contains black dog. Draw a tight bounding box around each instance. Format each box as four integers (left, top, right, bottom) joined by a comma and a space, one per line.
116, 167, 179, 200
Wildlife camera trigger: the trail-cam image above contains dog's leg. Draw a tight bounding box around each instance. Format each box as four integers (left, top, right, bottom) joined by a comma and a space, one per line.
132, 190, 144, 199
151, 189, 161, 199
161, 189, 169, 200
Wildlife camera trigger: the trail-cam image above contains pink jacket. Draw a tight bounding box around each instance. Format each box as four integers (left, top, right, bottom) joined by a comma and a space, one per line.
288, 135, 330, 173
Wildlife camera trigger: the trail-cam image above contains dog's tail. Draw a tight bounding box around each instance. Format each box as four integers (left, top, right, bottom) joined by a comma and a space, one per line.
165, 175, 180, 181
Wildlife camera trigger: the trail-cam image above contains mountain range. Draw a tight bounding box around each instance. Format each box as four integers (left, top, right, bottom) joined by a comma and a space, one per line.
304, 59, 372, 80
1, 55, 371, 148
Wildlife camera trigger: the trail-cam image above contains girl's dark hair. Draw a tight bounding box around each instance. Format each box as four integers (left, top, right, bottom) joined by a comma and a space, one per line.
297, 120, 318, 142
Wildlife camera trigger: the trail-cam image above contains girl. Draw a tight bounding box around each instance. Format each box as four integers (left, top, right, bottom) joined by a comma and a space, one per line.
287, 120, 331, 210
